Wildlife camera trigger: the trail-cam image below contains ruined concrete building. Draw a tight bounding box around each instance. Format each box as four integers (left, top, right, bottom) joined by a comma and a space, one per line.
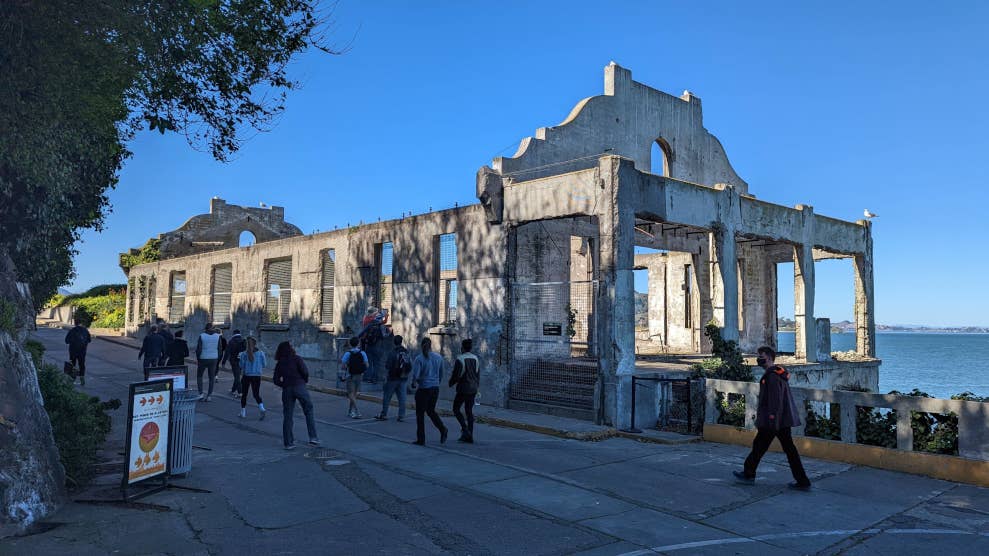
123, 63, 879, 427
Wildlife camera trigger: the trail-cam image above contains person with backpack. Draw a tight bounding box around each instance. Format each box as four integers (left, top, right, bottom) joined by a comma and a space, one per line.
155, 319, 174, 366
238, 336, 267, 420
340, 336, 369, 418
64, 317, 91, 386
376, 335, 412, 422
223, 329, 247, 396
138, 324, 166, 381
272, 341, 319, 449
411, 337, 448, 445
165, 329, 190, 366
448, 338, 480, 443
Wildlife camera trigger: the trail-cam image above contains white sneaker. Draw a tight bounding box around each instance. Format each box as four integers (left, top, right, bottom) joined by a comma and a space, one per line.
239, 408, 246, 418
259, 403, 266, 420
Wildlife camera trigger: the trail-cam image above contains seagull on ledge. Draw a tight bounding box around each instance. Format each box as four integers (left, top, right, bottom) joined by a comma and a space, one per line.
864, 209, 878, 219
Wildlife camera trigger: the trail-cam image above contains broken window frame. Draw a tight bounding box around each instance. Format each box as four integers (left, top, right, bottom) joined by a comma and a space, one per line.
211, 263, 233, 325
168, 271, 187, 324
436, 233, 459, 326
319, 249, 336, 325
264, 257, 293, 325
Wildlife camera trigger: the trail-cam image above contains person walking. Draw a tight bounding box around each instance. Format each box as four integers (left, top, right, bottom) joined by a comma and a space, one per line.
272, 341, 320, 449
448, 339, 480, 443
155, 319, 174, 366
223, 329, 247, 396
340, 336, 369, 418
376, 335, 412, 422
733, 346, 812, 491
196, 325, 222, 401
138, 325, 166, 381
410, 337, 448, 445
64, 318, 91, 386
238, 336, 266, 420
165, 329, 190, 366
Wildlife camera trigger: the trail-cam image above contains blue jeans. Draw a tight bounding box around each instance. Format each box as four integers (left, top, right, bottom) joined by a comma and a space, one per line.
281, 383, 318, 447
381, 378, 407, 418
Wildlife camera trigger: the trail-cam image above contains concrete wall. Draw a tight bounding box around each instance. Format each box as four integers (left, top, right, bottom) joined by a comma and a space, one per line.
126, 205, 510, 405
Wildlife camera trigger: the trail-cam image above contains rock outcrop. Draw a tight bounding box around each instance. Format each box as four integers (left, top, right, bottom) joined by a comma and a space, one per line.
0, 253, 65, 536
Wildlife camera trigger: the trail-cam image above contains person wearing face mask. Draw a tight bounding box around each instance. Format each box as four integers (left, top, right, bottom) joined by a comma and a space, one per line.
732, 346, 812, 491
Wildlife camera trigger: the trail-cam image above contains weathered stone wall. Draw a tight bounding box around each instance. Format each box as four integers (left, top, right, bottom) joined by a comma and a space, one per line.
126, 205, 510, 405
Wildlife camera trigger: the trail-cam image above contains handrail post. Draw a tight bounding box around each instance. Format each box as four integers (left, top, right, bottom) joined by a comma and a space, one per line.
622, 376, 642, 433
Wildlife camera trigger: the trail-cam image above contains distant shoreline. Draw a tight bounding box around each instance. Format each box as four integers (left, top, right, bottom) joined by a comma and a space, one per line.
778, 329, 989, 335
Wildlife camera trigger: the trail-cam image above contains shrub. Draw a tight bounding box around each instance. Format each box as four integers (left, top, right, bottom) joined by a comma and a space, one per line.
24, 338, 45, 368
36, 364, 121, 485
73, 306, 94, 328
0, 298, 15, 334
690, 322, 754, 382
715, 391, 746, 427
93, 306, 125, 328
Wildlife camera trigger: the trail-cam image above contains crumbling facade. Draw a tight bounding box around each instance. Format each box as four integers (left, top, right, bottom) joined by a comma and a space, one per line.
124, 63, 878, 427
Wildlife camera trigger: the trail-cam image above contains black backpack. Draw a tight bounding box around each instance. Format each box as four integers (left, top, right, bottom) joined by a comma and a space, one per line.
347, 349, 367, 375
396, 349, 412, 379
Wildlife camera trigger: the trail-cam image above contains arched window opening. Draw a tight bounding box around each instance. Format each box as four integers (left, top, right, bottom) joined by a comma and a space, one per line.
650, 138, 673, 177
239, 230, 256, 247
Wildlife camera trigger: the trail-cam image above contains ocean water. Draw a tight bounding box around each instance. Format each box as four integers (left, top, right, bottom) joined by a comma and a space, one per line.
777, 331, 989, 399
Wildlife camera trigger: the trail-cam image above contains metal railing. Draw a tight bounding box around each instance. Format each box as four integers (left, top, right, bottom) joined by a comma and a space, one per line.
704, 378, 989, 460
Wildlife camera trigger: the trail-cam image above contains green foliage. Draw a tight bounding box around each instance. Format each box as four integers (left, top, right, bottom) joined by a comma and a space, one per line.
952, 391, 989, 402
0, 298, 15, 334
564, 304, 578, 339
803, 403, 841, 440
24, 339, 46, 368
93, 307, 125, 329
715, 392, 746, 427
2, 1, 335, 308
36, 364, 121, 484
48, 286, 127, 329
72, 306, 94, 328
690, 322, 754, 382
119, 238, 161, 274
854, 407, 897, 448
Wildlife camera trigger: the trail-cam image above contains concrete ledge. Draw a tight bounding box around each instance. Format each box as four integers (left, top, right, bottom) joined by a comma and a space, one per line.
704, 423, 989, 488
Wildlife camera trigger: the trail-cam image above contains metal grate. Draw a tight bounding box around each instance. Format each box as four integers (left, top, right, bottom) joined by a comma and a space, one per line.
379, 242, 393, 311
169, 272, 186, 323
508, 280, 598, 410
265, 258, 292, 324
211, 264, 232, 325
128, 277, 136, 322
320, 249, 335, 325
437, 234, 458, 325
148, 277, 156, 322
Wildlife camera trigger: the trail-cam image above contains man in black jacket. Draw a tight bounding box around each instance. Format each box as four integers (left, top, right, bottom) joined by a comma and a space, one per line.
733, 346, 811, 490
138, 325, 166, 381
64, 318, 91, 385
448, 339, 480, 443
223, 330, 246, 396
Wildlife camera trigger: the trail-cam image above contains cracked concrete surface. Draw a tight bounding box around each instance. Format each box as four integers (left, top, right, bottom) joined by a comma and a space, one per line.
3, 329, 988, 555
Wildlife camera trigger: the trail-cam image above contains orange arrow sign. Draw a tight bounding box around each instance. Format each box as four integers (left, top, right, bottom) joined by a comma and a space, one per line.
140, 398, 146, 406
157, 395, 164, 404
135, 456, 143, 467
153, 452, 160, 463
143, 454, 151, 465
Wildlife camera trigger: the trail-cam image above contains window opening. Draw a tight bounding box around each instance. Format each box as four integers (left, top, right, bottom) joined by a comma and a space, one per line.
265, 258, 292, 324
239, 230, 256, 247
438, 233, 458, 325
378, 242, 393, 312
320, 249, 335, 325
211, 264, 233, 325
169, 272, 187, 323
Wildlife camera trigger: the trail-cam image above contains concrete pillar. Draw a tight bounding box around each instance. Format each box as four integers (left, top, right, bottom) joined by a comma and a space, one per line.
710, 185, 741, 343
793, 205, 817, 362
595, 156, 636, 428
854, 221, 876, 358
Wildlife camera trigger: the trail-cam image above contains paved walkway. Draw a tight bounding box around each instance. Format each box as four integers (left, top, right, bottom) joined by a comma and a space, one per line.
5, 328, 989, 555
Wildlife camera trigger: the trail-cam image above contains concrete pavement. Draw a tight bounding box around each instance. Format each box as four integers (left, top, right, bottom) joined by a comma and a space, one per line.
4, 328, 989, 555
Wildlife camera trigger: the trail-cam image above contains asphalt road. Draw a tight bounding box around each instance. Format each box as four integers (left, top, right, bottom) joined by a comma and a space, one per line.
4, 328, 989, 555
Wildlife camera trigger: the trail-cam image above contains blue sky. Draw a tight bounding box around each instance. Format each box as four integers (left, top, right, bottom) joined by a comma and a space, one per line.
71, 1, 989, 327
